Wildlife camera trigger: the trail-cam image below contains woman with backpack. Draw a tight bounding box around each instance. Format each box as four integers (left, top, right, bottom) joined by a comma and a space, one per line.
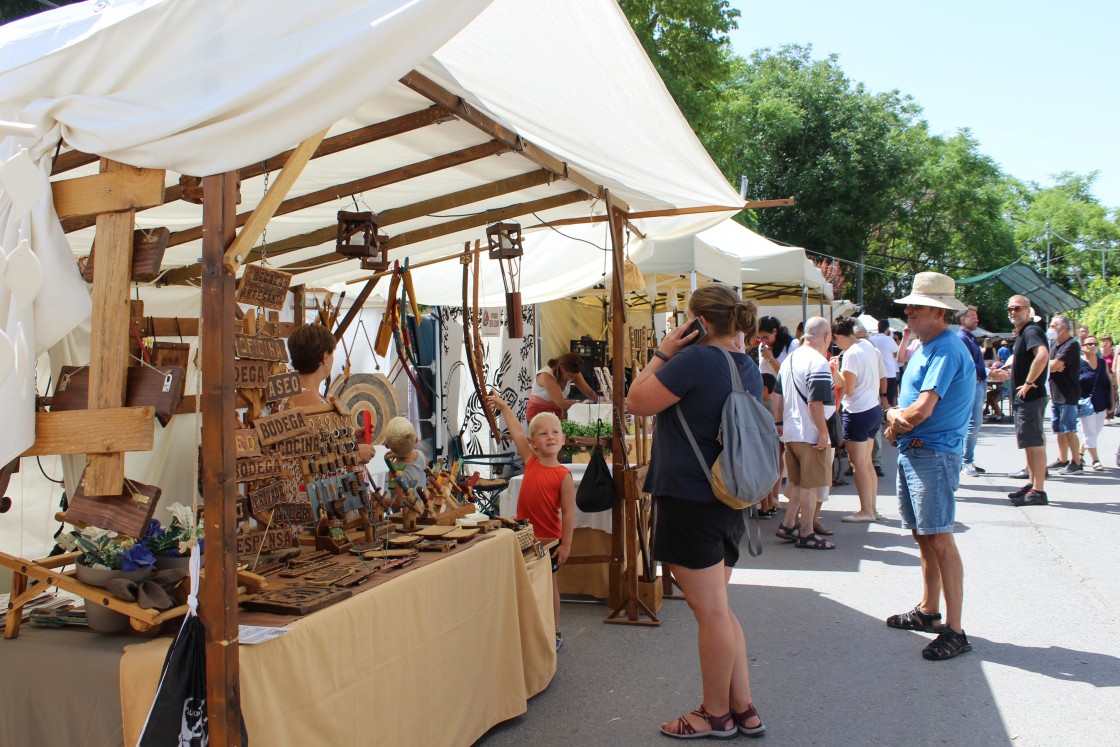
627, 284, 767, 740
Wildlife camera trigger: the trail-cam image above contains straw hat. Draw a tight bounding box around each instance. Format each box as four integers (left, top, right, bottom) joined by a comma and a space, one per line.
894, 271, 967, 312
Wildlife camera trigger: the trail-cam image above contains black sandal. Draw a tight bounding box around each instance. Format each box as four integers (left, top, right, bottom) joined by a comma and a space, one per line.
775, 522, 799, 542
732, 703, 766, 737
659, 705, 736, 739
886, 604, 943, 633
795, 532, 835, 550
922, 627, 972, 660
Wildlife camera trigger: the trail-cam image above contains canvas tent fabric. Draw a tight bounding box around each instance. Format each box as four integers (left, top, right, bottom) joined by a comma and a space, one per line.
0, 0, 743, 465
957, 261, 1086, 316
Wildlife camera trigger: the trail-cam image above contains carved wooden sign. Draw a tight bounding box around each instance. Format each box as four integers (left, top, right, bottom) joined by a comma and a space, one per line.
234, 359, 271, 389
271, 434, 320, 458
277, 502, 315, 524
266, 371, 301, 402
235, 456, 284, 483
236, 526, 298, 556
235, 429, 262, 458
235, 334, 288, 362
236, 264, 292, 310
249, 479, 297, 514
241, 584, 352, 615
254, 410, 311, 446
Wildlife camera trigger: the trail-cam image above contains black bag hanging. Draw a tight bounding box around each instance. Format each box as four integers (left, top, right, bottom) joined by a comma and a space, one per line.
576, 444, 616, 513
137, 555, 249, 746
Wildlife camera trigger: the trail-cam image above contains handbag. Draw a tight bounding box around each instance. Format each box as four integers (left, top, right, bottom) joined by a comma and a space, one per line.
575, 444, 616, 512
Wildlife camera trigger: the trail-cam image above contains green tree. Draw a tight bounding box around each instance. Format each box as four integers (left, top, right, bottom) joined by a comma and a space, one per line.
1071, 277, 1120, 340
619, 0, 741, 138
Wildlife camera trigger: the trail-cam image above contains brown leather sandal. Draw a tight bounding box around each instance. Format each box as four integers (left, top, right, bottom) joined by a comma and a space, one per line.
659, 705, 736, 739
732, 703, 766, 737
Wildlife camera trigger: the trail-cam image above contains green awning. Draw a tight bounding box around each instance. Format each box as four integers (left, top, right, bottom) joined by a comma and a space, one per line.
957, 261, 1085, 316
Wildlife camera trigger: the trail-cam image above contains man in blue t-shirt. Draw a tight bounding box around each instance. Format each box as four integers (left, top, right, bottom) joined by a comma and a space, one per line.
883, 272, 975, 662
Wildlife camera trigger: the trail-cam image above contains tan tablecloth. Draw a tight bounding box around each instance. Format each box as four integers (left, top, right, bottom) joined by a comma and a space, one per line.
121, 529, 555, 747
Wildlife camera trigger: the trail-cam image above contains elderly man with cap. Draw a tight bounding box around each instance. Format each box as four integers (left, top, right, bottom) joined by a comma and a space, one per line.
883, 272, 976, 660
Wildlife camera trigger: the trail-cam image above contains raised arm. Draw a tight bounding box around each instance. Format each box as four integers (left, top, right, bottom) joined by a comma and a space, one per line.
484, 392, 535, 463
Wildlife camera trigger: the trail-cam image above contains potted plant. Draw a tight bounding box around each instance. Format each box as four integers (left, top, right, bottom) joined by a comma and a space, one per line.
62, 526, 157, 632
143, 502, 204, 571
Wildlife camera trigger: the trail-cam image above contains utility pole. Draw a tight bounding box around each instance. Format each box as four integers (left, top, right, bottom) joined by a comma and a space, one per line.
857, 248, 865, 306
1046, 222, 1051, 278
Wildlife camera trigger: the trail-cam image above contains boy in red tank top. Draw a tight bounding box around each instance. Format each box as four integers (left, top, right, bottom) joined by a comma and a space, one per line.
486, 393, 574, 651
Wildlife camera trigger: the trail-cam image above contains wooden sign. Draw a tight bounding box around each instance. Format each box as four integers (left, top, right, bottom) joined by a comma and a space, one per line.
235, 334, 289, 362
241, 585, 352, 615
67, 473, 161, 539
235, 429, 262, 458
235, 456, 284, 483
254, 410, 311, 446
249, 479, 297, 514
266, 371, 301, 402
236, 526, 298, 556
236, 264, 292, 310
271, 434, 320, 458
257, 319, 298, 338
277, 502, 315, 525
234, 359, 271, 389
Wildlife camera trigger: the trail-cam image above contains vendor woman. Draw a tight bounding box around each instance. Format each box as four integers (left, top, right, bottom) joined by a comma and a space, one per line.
287, 323, 375, 463
526, 352, 600, 421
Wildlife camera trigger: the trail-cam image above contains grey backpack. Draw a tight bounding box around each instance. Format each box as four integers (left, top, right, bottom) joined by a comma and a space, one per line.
675, 346, 780, 510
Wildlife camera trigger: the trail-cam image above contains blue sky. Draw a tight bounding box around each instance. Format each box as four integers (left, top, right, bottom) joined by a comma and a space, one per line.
727, 0, 1120, 210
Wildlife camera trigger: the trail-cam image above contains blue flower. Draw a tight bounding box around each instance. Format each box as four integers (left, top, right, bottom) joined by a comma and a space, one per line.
119, 544, 156, 571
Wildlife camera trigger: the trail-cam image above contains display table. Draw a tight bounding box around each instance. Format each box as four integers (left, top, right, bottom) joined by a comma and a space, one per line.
1, 529, 554, 747
503, 464, 612, 599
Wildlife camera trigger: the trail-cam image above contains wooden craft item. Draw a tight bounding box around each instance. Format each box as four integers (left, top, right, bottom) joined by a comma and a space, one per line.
379, 554, 417, 571
277, 560, 336, 578
348, 541, 384, 555
359, 548, 417, 560
418, 502, 475, 527
241, 585, 352, 616
415, 525, 455, 537
236, 526, 298, 556
250, 560, 288, 577
266, 371, 301, 402
235, 456, 285, 483
254, 410, 311, 446
387, 534, 420, 547
335, 567, 377, 586
304, 567, 355, 587
327, 373, 397, 445
249, 479, 296, 514
52, 364, 185, 426
271, 434, 320, 458
234, 333, 288, 362
151, 341, 191, 371
416, 539, 456, 553
235, 429, 262, 457
236, 264, 292, 310
443, 527, 480, 542
276, 502, 315, 525
234, 359, 271, 389
287, 550, 331, 566
67, 471, 161, 538
80, 227, 170, 283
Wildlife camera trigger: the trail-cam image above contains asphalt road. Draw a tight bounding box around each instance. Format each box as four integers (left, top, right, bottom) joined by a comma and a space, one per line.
477, 418, 1120, 746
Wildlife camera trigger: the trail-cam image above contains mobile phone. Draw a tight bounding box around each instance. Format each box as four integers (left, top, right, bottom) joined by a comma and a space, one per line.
681, 317, 707, 346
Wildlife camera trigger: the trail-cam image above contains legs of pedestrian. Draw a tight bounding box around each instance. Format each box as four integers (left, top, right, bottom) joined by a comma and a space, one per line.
1080, 410, 1105, 469
963, 379, 987, 475
844, 439, 878, 520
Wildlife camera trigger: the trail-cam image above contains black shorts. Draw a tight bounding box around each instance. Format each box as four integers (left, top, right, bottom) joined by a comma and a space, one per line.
652, 495, 746, 570
548, 543, 560, 573
1014, 396, 1047, 448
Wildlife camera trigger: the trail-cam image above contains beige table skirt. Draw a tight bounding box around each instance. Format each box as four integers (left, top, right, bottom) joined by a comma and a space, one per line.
120, 529, 555, 747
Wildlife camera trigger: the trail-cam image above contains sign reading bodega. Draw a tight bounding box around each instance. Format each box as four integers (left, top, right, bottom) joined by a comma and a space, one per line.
253, 410, 312, 446
234, 334, 288, 362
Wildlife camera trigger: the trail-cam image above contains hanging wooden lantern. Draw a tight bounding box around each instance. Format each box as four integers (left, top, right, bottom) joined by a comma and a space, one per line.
359, 234, 391, 272
486, 222, 524, 259
337, 210, 389, 271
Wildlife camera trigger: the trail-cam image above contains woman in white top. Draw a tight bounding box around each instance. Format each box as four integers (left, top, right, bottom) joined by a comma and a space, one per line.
526, 352, 599, 422
756, 315, 800, 378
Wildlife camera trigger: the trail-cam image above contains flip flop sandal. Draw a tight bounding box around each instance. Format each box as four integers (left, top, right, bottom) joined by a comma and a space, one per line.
732, 704, 766, 738
659, 705, 736, 739
886, 604, 943, 633
774, 522, 799, 542
795, 532, 835, 550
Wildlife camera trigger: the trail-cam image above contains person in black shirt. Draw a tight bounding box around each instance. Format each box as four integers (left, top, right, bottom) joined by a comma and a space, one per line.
1006, 296, 1051, 505
1047, 315, 1083, 473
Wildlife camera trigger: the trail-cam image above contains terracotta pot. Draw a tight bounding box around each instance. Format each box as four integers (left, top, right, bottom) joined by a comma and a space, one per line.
74, 563, 150, 633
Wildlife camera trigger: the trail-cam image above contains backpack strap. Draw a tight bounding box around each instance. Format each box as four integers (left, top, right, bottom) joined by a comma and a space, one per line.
675, 405, 715, 484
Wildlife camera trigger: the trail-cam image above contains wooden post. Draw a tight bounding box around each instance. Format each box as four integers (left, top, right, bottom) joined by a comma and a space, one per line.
200, 171, 242, 746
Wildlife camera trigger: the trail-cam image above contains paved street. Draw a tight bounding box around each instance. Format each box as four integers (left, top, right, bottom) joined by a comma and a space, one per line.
478, 419, 1120, 746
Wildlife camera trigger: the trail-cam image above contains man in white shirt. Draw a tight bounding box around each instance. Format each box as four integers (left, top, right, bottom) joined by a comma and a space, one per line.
869, 319, 901, 405
776, 317, 841, 550
833, 318, 886, 522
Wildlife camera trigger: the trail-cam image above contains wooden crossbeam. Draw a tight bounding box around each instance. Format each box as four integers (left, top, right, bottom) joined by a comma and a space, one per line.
223, 128, 329, 274
400, 71, 627, 212
21, 407, 155, 456
161, 169, 552, 285
277, 190, 590, 275
52, 165, 164, 221
522, 200, 793, 231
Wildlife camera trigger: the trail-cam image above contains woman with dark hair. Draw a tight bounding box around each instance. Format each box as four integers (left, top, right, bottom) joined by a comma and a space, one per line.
1078, 336, 1111, 471
525, 351, 599, 422
628, 284, 766, 739
757, 315, 799, 378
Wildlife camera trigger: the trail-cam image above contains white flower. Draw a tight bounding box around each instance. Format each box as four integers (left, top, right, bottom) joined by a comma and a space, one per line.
81, 526, 115, 542
167, 502, 197, 531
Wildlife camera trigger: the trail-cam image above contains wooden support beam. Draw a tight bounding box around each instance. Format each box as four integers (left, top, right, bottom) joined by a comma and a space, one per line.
51, 165, 165, 221
400, 71, 627, 212
332, 277, 380, 341
21, 407, 154, 456
224, 128, 329, 275
167, 141, 508, 249
200, 171, 243, 746
58, 107, 454, 231
161, 168, 553, 286
523, 200, 792, 231
277, 190, 590, 275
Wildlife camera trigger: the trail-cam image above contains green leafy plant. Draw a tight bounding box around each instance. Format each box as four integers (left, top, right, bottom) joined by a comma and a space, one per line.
64, 527, 156, 571
143, 502, 204, 557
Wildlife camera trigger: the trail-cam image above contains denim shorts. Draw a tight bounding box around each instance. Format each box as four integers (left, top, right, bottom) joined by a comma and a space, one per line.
896, 446, 960, 535
1051, 402, 1079, 435
842, 405, 883, 443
